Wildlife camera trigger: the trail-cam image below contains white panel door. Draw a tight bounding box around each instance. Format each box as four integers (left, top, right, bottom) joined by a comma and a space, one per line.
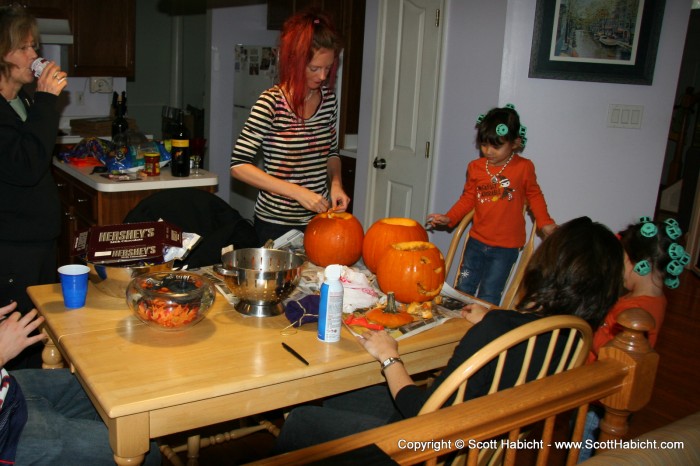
368, 0, 443, 223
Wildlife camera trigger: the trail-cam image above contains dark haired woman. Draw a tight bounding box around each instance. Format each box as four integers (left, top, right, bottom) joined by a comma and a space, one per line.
0, 4, 67, 368
230, 9, 351, 244
274, 216, 624, 451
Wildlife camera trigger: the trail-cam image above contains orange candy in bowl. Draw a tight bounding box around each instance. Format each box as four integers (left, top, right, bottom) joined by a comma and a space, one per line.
126, 271, 215, 330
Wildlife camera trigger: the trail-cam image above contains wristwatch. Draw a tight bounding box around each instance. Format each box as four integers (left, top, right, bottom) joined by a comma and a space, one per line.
380, 356, 403, 375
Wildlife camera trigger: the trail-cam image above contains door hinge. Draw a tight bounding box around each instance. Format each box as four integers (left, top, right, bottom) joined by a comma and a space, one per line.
435, 9, 440, 27
425, 141, 430, 159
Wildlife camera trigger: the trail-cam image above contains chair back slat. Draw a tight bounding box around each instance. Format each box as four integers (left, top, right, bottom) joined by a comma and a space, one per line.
500, 219, 537, 309
488, 352, 508, 394
555, 330, 580, 374
535, 328, 561, 379
515, 336, 537, 385
444, 209, 475, 276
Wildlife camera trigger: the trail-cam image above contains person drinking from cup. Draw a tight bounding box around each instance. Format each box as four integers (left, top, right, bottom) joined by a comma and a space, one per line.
0, 4, 67, 369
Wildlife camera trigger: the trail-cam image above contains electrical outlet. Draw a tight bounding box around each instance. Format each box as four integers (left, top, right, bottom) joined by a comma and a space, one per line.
89, 77, 113, 93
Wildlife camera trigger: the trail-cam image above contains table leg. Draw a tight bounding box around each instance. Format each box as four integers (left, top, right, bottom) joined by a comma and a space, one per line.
41, 329, 65, 369
113, 453, 146, 465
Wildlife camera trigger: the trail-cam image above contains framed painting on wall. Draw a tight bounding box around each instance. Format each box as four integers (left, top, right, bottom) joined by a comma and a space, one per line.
529, 0, 666, 85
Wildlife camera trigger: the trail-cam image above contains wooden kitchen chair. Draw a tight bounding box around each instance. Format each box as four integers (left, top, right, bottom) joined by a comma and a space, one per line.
444, 208, 537, 308
419, 315, 592, 466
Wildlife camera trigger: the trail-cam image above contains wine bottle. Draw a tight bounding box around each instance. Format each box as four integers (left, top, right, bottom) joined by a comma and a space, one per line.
111, 94, 128, 139
170, 110, 190, 177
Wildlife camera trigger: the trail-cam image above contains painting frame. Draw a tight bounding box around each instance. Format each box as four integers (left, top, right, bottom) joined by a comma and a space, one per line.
528, 0, 666, 85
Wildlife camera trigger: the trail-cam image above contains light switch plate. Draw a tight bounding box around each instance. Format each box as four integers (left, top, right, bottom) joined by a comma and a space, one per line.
90, 77, 113, 93
608, 104, 643, 129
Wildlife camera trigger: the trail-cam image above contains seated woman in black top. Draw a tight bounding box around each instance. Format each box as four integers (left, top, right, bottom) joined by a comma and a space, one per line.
274, 216, 624, 451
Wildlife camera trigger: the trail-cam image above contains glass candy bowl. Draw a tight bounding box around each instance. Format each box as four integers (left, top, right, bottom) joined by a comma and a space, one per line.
126, 271, 215, 331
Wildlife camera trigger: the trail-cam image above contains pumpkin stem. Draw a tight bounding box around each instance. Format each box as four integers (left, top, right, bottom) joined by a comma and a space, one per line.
385, 292, 398, 314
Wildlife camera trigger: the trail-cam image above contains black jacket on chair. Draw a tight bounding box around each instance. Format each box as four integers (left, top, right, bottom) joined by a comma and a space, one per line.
123, 188, 258, 267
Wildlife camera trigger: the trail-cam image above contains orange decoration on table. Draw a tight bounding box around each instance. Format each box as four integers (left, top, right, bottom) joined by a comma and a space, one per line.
365, 292, 414, 328
376, 241, 445, 303
362, 217, 428, 273
304, 211, 364, 266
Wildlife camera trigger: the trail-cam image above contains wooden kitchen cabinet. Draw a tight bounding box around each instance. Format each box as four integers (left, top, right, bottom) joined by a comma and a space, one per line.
25, 0, 136, 78
69, 0, 136, 77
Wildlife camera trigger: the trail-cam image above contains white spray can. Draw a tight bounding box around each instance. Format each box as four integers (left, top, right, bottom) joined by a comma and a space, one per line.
318, 264, 343, 342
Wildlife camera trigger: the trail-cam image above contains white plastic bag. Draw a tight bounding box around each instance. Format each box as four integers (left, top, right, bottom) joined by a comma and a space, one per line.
337, 266, 379, 313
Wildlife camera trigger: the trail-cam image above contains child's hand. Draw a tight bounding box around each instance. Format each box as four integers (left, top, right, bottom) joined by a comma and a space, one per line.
426, 214, 450, 229
541, 223, 558, 237
461, 303, 489, 325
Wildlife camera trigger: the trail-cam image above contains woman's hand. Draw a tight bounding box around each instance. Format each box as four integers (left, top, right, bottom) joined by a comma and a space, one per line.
35, 61, 67, 96
328, 184, 350, 212
294, 187, 330, 214
426, 214, 450, 229
461, 303, 489, 325
357, 329, 414, 398
0, 302, 47, 366
356, 329, 399, 363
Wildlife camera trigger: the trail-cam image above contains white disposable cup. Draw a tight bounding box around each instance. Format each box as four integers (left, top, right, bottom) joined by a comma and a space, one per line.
31, 57, 49, 77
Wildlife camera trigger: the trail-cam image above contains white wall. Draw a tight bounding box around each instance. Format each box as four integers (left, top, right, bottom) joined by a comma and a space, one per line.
42, 44, 127, 130
206, 4, 279, 204
357, 0, 690, 280
206, 1, 691, 265
495, 0, 690, 236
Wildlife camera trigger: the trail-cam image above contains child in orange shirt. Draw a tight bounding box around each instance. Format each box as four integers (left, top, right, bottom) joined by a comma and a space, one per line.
588, 217, 688, 362
427, 105, 556, 306
579, 216, 689, 462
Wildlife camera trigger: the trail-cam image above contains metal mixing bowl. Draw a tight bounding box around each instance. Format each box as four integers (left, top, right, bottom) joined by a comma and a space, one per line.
86, 260, 175, 298
214, 248, 303, 317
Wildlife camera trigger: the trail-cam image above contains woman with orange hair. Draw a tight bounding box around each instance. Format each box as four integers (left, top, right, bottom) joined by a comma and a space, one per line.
230, 9, 351, 244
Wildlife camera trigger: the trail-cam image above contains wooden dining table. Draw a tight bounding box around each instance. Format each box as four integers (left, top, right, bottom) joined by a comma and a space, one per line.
27, 281, 472, 465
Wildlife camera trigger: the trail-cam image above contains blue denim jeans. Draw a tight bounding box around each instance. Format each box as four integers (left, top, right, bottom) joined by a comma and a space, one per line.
12, 369, 161, 466
274, 385, 399, 453
456, 237, 519, 306
577, 405, 603, 462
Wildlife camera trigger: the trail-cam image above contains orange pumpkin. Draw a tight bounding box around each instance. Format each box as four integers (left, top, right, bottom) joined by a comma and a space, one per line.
362, 218, 428, 273
365, 292, 414, 328
304, 212, 365, 266
376, 241, 445, 303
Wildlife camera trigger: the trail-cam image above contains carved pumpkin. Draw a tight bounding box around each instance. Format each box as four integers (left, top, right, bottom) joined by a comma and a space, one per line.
365, 292, 414, 328
304, 212, 364, 266
362, 218, 428, 273
376, 241, 445, 303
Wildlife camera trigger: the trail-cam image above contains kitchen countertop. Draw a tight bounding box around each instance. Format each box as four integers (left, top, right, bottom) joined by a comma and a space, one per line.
53, 159, 218, 193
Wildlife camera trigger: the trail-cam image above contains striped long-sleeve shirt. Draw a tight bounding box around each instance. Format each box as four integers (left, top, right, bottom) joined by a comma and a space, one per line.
231, 85, 339, 226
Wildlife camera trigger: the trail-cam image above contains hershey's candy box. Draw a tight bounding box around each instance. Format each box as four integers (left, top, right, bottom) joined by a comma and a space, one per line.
73, 221, 182, 264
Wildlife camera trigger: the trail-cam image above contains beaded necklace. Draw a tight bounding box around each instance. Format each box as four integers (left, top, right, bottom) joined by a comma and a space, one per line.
485, 153, 514, 184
